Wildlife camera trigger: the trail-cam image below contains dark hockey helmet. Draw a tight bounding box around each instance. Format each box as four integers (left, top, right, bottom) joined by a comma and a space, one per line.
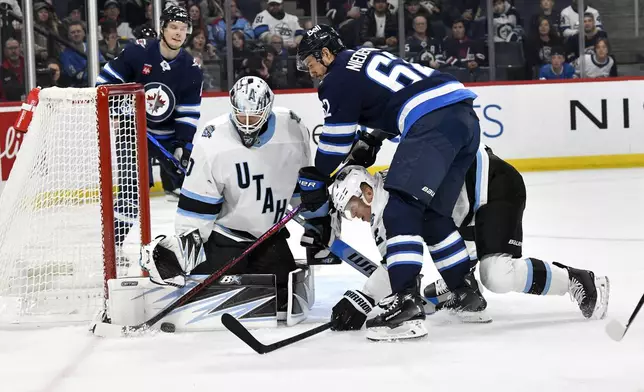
134, 25, 157, 39
296, 24, 345, 71
160, 4, 192, 34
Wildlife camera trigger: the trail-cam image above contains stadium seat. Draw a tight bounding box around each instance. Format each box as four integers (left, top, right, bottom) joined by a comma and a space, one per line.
494, 42, 525, 68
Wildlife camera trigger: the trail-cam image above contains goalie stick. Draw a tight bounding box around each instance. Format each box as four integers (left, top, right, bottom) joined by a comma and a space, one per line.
606, 292, 644, 341
92, 206, 302, 337
221, 313, 332, 354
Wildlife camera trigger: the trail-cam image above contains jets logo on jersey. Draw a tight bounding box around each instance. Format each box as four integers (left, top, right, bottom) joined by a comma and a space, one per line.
274, 22, 293, 39
144, 82, 176, 122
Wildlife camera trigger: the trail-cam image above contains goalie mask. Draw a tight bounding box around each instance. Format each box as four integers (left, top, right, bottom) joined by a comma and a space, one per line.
331, 165, 376, 220
230, 76, 274, 148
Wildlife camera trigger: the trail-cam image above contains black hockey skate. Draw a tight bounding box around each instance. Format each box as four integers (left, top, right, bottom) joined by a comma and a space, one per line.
365, 278, 427, 341
423, 270, 491, 323
553, 262, 610, 319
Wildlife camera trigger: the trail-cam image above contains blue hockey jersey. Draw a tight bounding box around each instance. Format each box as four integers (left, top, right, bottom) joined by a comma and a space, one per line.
315, 48, 477, 175
96, 39, 203, 142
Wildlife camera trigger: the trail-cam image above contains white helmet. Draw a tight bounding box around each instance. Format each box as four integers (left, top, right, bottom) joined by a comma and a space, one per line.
331, 165, 376, 215
230, 76, 274, 147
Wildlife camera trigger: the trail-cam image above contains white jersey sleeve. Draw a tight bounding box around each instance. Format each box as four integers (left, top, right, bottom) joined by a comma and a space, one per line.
288, 110, 312, 209
175, 123, 225, 241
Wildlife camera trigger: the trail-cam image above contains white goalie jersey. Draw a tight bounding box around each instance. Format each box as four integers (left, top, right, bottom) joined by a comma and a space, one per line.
176, 107, 311, 242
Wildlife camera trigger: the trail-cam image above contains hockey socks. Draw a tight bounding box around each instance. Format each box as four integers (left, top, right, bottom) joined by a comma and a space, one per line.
428, 231, 472, 290
523, 257, 568, 296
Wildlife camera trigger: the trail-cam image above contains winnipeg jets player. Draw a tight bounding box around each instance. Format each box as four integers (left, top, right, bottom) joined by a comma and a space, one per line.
142, 76, 311, 311
327, 158, 610, 336
96, 5, 203, 250
295, 24, 481, 340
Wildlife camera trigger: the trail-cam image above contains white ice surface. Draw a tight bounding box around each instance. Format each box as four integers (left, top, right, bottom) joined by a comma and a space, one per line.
2, 168, 644, 392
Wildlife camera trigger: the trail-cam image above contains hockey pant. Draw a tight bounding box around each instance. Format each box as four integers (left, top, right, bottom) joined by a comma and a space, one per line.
383, 100, 480, 293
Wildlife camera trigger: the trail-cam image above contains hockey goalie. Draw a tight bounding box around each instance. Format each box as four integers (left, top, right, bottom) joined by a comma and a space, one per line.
105, 77, 324, 332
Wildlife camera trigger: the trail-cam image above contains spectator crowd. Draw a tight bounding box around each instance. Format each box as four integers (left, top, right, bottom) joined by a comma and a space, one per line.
0, 0, 618, 100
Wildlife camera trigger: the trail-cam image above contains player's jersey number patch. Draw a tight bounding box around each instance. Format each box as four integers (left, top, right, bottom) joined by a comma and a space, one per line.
365, 52, 434, 93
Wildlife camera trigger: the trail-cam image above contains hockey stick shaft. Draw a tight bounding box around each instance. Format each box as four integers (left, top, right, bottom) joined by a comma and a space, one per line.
625, 292, 644, 326
98, 206, 301, 336
221, 313, 332, 354
146, 132, 187, 174
291, 212, 379, 277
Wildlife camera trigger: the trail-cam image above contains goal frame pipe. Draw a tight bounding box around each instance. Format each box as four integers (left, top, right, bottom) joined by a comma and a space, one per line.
96, 83, 151, 292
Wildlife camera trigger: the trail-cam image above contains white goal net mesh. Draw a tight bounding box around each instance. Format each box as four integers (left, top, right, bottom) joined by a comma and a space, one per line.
0, 87, 146, 324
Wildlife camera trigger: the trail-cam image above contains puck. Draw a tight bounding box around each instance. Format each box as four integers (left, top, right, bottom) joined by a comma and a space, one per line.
160, 322, 176, 333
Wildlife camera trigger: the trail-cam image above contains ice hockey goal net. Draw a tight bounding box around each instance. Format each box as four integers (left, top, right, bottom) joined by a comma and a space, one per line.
0, 84, 151, 324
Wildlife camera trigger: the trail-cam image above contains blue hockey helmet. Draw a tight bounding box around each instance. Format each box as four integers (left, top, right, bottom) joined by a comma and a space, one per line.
296, 24, 345, 71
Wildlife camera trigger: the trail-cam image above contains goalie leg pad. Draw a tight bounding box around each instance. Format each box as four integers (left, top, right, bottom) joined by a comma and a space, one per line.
286, 263, 315, 326
107, 274, 279, 331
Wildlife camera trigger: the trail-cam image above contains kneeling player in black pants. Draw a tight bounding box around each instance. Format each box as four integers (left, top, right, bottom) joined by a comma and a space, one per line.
422, 146, 610, 320
327, 145, 610, 333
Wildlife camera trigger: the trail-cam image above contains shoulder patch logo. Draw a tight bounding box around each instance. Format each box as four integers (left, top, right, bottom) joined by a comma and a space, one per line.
135, 39, 147, 48
142, 64, 152, 75
202, 124, 215, 138
322, 99, 331, 118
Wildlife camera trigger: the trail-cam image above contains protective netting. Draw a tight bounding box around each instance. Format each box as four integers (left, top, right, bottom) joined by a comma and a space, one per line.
0, 87, 145, 324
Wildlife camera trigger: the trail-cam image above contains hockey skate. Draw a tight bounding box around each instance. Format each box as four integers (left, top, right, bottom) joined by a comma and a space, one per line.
553, 262, 610, 320
365, 278, 427, 341
423, 271, 491, 323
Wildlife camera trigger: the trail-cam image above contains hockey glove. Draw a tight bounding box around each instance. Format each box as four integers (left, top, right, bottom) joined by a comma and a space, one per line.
331, 290, 375, 331
346, 129, 382, 168
298, 166, 331, 212
301, 215, 342, 265
172, 141, 193, 173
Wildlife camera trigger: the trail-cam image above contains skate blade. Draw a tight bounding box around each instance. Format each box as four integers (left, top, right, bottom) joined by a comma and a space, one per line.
592, 276, 610, 320
366, 320, 428, 342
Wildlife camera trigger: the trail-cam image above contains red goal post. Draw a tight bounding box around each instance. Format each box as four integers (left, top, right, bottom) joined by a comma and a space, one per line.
0, 83, 151, 324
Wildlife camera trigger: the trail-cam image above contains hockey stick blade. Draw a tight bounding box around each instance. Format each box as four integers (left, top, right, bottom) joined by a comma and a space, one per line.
222, 313, 332, 354
605, 292, 644, 342
605, 319, 627, 342
93, 207, 301, 338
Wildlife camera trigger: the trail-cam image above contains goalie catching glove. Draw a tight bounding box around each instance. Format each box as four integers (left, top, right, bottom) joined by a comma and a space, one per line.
140, 228, 207, 287
331, 290, 375, 331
